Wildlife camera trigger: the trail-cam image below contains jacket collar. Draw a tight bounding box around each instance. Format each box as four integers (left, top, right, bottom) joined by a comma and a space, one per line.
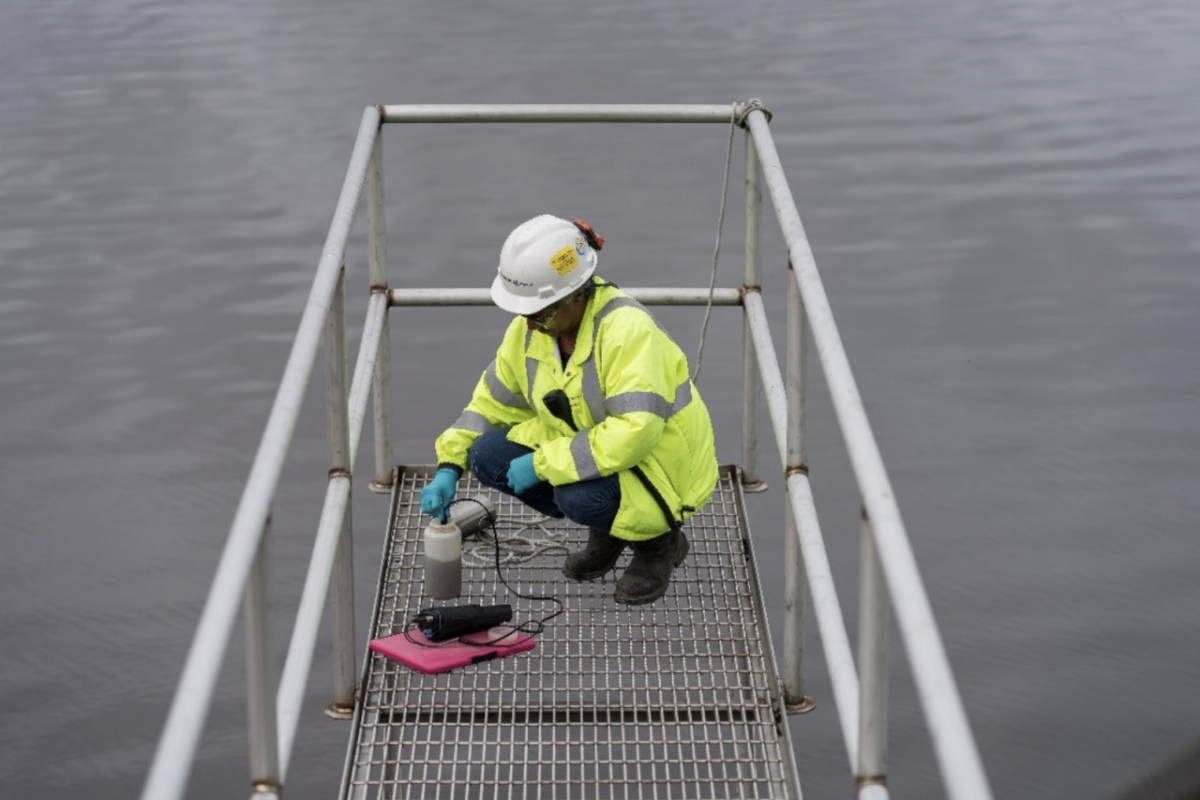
525, 278, 616, 366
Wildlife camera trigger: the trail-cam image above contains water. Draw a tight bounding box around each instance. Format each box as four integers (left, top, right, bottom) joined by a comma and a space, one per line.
3, 0, 1199, 797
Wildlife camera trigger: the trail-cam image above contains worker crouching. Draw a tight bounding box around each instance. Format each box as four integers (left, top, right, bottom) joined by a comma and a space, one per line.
421, 215, 719, 605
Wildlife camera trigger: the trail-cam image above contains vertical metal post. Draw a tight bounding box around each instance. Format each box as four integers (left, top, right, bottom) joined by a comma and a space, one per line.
741, 128, 767, 493
367, 125, 394, 494
858, 506, 889, 789
327, 500, 356, 718
783, 261, 814, 712
244, 509, 280, 793
324, 265, 356, 717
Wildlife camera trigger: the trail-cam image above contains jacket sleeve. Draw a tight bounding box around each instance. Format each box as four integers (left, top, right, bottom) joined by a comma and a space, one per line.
434, 320, 535, 471
535, 310, 669, 484
505, 414, 559, 451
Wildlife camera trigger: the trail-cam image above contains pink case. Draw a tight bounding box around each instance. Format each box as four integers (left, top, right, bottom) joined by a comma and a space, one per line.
369, 627, 536, 675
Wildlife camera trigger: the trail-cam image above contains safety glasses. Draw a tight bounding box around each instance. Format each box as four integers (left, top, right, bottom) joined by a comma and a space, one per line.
526, 295, 571, 329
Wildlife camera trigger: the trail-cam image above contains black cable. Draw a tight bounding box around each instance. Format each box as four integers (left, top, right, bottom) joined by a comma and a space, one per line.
403, 498, 564, 649
455, 497, 565, 636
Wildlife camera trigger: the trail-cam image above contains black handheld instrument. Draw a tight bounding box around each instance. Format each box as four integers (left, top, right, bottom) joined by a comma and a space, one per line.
415, 604, 514, 642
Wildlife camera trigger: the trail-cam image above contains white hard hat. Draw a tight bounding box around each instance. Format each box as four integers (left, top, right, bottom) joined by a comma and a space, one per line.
491, 215, 599, 315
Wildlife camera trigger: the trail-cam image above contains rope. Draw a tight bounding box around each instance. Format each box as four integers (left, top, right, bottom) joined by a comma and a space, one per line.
691, 105, 737, 385
691, 99, 772, 386
462, 520, 570, 568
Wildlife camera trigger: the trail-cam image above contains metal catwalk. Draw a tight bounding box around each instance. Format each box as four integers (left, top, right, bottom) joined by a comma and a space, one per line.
341, 465, 799, 800
142, 104, 992, 800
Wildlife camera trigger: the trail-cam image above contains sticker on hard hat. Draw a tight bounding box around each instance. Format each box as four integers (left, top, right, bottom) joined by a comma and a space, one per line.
549, 246, 578, 275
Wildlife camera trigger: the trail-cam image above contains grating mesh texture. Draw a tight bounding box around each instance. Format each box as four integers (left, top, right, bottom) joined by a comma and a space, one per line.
343, 466, 794, 800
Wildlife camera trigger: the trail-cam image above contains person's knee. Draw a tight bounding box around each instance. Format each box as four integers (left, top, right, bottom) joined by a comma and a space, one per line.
553, 482, 585, 520
555, 477, 620, 529
468, 430, 515, 487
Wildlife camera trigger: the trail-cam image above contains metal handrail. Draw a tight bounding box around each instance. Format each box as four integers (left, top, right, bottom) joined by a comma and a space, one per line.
141, 105, 383, 800
379, 103, 738, 124
744, 108, 994, 798
141, 102, 992, 800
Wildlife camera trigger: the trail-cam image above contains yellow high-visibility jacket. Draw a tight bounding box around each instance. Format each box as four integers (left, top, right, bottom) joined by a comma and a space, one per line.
435, 278, 719, 541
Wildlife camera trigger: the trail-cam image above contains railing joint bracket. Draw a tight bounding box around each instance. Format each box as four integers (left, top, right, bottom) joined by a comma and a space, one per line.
740, 477, 769, 493
328, 467, 351, 480
735, 98, 772, 127
785, 695, 816, 715
786, 464, 809, 478
325, 699, 355, 720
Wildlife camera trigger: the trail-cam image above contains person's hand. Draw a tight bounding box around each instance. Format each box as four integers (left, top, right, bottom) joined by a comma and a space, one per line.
506, 453, 540, 495
420, 468, 459, 522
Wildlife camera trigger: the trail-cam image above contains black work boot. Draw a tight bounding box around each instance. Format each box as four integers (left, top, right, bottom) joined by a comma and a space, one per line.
614, 529, 689, 605
562, 528, 627, 581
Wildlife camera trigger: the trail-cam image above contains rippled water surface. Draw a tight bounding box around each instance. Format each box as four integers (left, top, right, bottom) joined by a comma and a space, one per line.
3, 1, 1199, 798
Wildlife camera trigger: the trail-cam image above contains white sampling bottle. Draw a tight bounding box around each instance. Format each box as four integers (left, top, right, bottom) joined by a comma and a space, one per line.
423, 517, 462, 600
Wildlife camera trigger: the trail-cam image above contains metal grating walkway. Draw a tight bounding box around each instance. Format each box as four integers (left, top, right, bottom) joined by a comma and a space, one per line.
341, 465, 799, 800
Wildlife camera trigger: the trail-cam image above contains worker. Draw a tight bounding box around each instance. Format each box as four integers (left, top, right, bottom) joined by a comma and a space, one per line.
420, 214, 719, 605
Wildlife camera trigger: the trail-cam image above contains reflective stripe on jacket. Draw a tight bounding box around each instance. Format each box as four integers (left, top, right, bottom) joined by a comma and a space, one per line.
434, 278, 719, 541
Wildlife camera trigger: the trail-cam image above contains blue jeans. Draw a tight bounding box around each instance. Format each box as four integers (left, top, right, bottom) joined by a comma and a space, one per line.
468, 429, 621, 533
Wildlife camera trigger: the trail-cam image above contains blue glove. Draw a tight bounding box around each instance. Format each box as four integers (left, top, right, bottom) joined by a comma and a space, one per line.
506, 453, 540, 495
420, 468, 459, 522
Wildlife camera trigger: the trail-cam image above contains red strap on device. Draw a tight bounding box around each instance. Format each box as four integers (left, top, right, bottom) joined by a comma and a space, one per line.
574, 219, 605, 252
